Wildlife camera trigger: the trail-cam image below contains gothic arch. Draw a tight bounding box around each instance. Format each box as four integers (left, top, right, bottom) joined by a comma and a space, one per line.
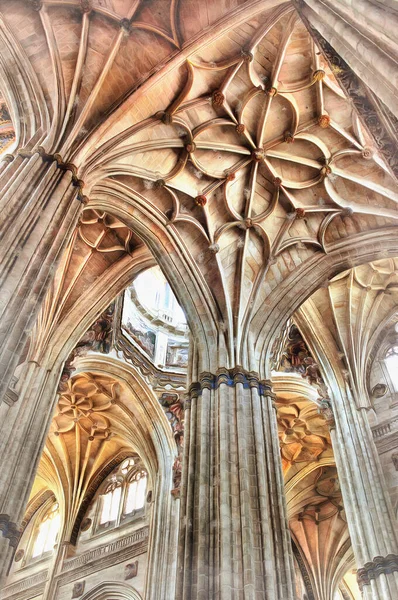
88, 184, 221, 370
70, 355, 179, 600
80, 581, 143, 600
255, 228, 398, 377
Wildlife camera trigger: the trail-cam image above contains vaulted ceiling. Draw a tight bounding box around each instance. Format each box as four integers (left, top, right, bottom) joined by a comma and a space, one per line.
4, 0, 397, 374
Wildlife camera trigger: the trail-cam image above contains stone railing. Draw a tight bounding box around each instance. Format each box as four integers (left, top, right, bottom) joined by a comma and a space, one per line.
372, 416, 398, 440
1, 569, 48, 598
62, 526, 149, 573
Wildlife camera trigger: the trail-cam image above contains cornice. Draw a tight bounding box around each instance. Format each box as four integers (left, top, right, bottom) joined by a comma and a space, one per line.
57, 527, 149, 584
115, 336, 186, 391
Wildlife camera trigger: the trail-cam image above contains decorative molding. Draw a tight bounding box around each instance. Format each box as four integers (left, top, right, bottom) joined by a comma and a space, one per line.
115, 336, 186, 390
372, 416, 398, 448
357, 554, 398, 589
188, 367, 274, 398
1, 569, 48, 600
59, 527, 149, 583
291, 540, 316, 600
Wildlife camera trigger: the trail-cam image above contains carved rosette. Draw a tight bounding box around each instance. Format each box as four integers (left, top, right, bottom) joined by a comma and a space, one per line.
277, 404, 330, 469
54, 378, 112, 438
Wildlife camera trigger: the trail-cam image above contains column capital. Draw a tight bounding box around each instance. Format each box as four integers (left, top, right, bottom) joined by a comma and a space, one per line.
0, 514, 20, 548
187, 367, 275, 398
357, 554, 398, 590
318, 399, 336, 431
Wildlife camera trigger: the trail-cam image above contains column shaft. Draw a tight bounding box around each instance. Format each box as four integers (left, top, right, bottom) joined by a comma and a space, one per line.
176, 368, 296, 600
0, 154, 82, 401
0, 361, 61, 581
330, 393, 398, 598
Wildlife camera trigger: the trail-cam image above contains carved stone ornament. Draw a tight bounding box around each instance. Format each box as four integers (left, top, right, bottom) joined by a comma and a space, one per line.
277, 404, 330, 468
318, 399, 336, 430
72, 581, 85, 598
80, 518, 92, 532
392, 453, 398, 471
356, 554, 398, 589
59, 302, 115, 390
125, 560, 139, 580
14, 549, 24, 562
371, 383, 387, 399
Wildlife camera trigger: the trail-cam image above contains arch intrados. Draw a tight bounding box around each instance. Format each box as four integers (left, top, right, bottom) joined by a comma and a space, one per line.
87, 184, 220, 369
71, 355, 177, 465
80, 581, 142, 600
255, 229, 398, 376
45, 250, 156, 368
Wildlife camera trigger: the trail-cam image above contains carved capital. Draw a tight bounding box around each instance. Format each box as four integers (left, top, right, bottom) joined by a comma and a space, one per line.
0, 514, 20, 548
188, 368, 275, 397
318, 399, 336, 430
357, 554, 398, 589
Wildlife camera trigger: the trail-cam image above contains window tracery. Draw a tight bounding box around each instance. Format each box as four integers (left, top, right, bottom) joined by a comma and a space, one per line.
95, 458, 148, 533
385, 346, 398, 391
31, 502, 60, 559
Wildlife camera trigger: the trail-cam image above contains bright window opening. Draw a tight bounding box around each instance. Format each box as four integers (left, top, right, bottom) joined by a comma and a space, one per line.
125, 472, 147, 514
134, 266, 186, 326
100, 484, 122, 524
32, 503, 60, 558
385, 346, 398, 389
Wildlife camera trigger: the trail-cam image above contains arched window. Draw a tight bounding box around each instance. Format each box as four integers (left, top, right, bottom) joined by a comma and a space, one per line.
385, 345, 398, 389
99, 481, 122, 525
32, 503, 60, 558
124, 471, 147, 515
95, 457, 148, 533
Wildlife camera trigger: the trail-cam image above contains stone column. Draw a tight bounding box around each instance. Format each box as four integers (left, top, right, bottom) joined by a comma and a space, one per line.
176, 367, 296, 600
320, 396, 398, 599
0, 150, 84, 403
0, 359, 62, 582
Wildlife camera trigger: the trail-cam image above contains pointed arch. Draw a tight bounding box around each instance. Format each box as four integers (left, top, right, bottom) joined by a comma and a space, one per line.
70, 354, 179, 600
80, 581, 143, 600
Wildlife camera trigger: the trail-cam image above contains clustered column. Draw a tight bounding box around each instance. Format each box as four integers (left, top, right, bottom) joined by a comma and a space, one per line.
321, 396, 398, 600
177, 367, 296, 600
0, 150, 85, 580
